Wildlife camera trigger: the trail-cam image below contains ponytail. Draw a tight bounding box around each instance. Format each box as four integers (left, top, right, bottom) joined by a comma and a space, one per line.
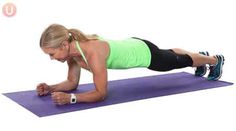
68, 29, 98, 42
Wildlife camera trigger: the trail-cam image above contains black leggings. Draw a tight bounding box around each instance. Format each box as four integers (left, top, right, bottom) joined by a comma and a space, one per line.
132, 37, 193, 71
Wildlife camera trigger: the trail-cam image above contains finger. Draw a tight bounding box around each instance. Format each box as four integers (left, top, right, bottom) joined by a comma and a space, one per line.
43, 90, 48, 95
36, 83, 42, 87
36, 86, 42, 90
37, 83, 45, 87
52, 99, 58, 105
53, 96, 62, 105
51, 92, 56, 97
42, 83, 48, 88
36, 89, 43, 96
51, 96, 57, 103
58, 102, 63, 105
37, 91, 41, 96
36, 88, 40, 92
37, 84, 45, 91
38, 92, 43, 96
51, 94, 57, 101
57, 100, 65, 105
51, 93, 55, 99
51, 97, 57, 101
37, 86, 44, 92
39, 89, 44, 95
53, 98, 60, 105
39, 90, 45, 95
36, 89, 41, 94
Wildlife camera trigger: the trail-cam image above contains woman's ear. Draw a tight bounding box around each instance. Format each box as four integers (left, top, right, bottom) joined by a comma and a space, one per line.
60, 41, 69, 50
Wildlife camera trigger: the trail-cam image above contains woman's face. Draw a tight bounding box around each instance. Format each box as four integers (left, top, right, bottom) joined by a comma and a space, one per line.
42, 41, 70, 63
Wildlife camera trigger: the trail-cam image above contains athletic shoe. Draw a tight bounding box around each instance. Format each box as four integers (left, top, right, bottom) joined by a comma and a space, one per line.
207, 55, 225, 80
195, 51, 209, 77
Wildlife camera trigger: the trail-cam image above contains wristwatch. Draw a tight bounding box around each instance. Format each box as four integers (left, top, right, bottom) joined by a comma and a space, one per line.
70, 93, 77, 104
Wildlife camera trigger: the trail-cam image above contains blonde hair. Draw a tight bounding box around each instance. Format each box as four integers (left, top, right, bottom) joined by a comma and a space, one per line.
40, 24, 98, 48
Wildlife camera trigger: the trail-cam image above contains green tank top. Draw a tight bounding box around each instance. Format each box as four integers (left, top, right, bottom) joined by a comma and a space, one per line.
75, 37, 152, 69
99, 37, 152, 69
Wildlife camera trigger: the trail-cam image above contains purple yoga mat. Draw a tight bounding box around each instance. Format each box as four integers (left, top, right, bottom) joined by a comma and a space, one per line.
3, 72, 233, 117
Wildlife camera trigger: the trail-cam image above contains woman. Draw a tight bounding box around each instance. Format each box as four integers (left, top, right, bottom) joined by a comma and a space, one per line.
37, 24, 224, 105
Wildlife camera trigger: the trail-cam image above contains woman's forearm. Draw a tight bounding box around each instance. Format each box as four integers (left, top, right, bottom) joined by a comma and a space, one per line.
50, 80, 78, 93
76, 90, 106, 103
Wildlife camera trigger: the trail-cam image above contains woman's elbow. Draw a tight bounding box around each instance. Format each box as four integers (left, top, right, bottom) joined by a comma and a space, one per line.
70, 81, 78, 90
98, 91, 107, 101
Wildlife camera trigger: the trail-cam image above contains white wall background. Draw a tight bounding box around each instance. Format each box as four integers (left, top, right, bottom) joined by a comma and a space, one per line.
0, 0, 235, 131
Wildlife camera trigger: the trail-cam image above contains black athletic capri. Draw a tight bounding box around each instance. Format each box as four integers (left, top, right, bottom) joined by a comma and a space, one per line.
132, 37, 193, 71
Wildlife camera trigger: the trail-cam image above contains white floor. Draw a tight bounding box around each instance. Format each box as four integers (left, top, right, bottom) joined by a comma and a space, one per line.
0, 0, 235, 131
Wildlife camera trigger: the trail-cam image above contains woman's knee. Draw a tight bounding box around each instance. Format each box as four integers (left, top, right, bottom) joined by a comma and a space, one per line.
171, 48, 191, 55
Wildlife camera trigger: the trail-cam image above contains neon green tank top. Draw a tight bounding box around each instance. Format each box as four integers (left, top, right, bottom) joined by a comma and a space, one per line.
75, 37, 152, 69
99, 37, 152, 69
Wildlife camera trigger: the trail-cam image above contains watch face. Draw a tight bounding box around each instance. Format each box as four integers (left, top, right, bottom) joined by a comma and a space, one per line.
70, 94, 77, 104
